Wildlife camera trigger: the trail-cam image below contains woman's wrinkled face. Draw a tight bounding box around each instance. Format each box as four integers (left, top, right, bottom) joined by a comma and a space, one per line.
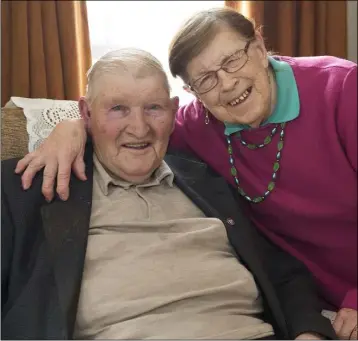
186, 25, 274, 127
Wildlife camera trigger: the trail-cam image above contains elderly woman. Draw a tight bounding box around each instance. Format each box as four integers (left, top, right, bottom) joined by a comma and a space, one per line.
15, 7, 357, 339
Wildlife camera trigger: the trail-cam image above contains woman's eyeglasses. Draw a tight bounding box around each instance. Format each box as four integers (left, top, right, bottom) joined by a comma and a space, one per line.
189, 40, 252, 95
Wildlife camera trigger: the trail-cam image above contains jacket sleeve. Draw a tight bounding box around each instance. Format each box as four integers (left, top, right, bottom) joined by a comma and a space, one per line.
1, 185, 14, 314
254, 229, 337, 339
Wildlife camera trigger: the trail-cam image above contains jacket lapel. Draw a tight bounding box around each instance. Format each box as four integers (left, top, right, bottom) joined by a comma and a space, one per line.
40, 145, 94, 338
165, 154, 257, 262
164, 154, 239, 220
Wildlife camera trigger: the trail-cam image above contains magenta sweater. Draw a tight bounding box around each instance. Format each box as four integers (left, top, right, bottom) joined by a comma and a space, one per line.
170, 56, 357, 310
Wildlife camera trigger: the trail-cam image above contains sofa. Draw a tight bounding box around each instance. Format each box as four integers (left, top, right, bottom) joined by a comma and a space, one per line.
1, 97, 81, 161
1, 105, 28, 161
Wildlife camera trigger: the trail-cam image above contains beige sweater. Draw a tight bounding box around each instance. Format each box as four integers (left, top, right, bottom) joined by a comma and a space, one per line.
74, 155, 274, 339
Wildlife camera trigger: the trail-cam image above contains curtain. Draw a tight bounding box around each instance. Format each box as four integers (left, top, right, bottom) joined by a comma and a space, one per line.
1, 0, 92, 107
225, 1, 347, 59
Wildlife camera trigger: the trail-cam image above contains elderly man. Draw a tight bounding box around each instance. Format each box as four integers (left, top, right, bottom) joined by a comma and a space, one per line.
1, 49, 335, 340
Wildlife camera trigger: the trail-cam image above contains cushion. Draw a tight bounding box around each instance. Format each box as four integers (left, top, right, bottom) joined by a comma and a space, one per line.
4, 99, 18, 108
1, 108, 28, 160
11, 97, 81, 152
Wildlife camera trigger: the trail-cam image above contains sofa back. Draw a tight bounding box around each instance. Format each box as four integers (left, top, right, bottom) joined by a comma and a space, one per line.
1, 107, 28, 160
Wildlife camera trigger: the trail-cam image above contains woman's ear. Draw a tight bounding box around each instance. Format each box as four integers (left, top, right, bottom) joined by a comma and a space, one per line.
254, 31, 265, 44
183, 84, 202, 102
183, 84, 196, 96
254, 32, 269, 68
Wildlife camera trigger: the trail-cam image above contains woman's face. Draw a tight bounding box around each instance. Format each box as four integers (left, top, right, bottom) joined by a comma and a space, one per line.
186, 25, 275, 128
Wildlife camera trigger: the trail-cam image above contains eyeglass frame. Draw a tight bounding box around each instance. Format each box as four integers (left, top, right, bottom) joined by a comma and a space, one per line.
187, 40, 253, 95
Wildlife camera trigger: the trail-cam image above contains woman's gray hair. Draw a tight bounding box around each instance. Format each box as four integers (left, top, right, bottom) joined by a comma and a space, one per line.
85, 48, 171, 104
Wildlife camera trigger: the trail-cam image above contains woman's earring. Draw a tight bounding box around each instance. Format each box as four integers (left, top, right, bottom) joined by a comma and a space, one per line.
205, 109, 210, 125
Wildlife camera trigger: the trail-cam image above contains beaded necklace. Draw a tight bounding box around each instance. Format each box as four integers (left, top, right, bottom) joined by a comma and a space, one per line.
237, 125, 278, 149
227, 122, 286, 203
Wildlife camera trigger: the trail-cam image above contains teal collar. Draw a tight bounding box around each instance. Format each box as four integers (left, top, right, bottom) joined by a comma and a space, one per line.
224, 56, 300, 135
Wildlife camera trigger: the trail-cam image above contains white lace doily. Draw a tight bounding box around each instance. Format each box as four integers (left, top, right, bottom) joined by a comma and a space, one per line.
11, 97, 81, 152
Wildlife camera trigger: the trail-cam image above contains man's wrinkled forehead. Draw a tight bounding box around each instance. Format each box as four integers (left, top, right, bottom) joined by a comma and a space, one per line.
90, 68, 170, 106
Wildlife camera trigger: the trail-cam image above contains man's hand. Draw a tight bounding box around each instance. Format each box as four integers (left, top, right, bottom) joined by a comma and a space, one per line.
295, 332, 324, 340
15, 119, 87, 202
333, 308, 358, 340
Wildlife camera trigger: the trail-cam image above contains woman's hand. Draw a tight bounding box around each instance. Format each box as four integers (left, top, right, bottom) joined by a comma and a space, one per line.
15, 119, 87, 202
333, 308, 358, 340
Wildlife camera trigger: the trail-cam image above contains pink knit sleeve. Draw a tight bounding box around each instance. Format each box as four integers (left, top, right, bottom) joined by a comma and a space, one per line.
336, 65, 357, 172
169, 105, 191, 152
340, 288, 357, 310
169, 99, 204, 153
335, 65, 358, 309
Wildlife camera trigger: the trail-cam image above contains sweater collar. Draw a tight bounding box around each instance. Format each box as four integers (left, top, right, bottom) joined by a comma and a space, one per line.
224, 56, 300, 135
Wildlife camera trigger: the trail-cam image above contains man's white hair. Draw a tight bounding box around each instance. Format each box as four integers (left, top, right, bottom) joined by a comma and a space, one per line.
85, 48, 171, 104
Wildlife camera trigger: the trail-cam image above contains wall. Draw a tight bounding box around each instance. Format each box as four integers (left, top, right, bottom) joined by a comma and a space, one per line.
347, 1, 357, 62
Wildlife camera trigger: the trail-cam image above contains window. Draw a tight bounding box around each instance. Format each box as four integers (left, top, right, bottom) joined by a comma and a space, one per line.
87, 1, 224, 105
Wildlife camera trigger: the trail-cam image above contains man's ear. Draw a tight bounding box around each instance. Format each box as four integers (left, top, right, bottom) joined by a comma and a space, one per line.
171, 96, 180, 113
169, 96, 180, 134
78, 97, 92, 131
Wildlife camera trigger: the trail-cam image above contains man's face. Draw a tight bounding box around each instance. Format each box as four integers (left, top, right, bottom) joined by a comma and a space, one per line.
80, 70, 178, 184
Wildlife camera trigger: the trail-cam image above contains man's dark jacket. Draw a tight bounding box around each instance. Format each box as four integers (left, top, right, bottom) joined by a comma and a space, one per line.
1, 143, 336, 340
